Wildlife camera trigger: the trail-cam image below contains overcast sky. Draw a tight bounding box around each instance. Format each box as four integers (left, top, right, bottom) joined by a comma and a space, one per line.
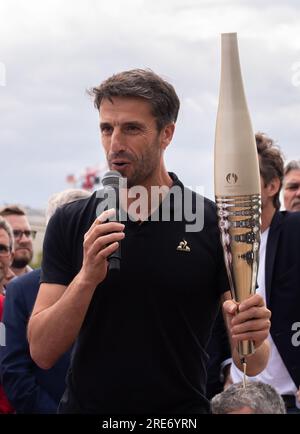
1, 0, 300, 208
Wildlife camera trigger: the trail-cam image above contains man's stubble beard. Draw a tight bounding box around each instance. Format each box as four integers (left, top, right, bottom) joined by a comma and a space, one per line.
291, 200, 300, 211
121, 140, 161, 189
12, 251, 33, 269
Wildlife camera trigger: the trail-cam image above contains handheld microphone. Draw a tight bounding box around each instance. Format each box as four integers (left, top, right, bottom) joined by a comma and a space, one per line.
101, 170, 123, 272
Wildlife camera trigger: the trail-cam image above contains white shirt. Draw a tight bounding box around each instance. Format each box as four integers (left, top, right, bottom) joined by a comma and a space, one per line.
230, 228, 299, 407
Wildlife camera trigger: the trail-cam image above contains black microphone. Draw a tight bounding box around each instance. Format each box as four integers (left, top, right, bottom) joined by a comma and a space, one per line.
101, 170, 123, 272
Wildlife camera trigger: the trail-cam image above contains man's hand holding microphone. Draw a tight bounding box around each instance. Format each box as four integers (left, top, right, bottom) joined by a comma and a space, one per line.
80, 208, 125, 290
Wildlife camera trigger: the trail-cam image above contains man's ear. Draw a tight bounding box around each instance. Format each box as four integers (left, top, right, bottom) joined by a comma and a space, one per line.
267, 177, 281, 198
160, 123, 175, 150
9, 251, 14, 266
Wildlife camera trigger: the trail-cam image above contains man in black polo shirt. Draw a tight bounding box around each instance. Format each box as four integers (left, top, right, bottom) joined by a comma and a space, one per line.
28, 69, 271, 414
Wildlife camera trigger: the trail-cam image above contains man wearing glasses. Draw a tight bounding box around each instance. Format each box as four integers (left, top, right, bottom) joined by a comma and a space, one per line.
0, 206, 36, 279
0, 216, 15, 412
0, 216, 14, 295
284, 160, 300, 212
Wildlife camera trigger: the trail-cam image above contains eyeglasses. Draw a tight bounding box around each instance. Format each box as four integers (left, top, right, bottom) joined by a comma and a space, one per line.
0, 243, 11, 257
13, 230, 37, 240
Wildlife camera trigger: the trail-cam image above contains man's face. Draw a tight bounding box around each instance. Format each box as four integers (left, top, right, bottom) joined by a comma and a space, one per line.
99, 97, 169, 188
284, 169, 300, 212
0, 228, 13, 286
260, 173, 280, 213
260, 176, 269, 210
4, 214, 33, 268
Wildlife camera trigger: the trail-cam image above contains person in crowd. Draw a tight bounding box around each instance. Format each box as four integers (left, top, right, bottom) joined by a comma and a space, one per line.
28, 69, 271, 414
283, 160, 300, 212
0, 217, 14, 413
1, 293, 14, 413
230, 133, 300, 414
0, 189, 91, 413
0, 217, 14, 295
211, 381, 286, 414
0, 206, 35, 278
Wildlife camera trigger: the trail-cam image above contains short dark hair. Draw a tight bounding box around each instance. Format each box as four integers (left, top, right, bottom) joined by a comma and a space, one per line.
89, 69, 180, 131
255, 132, 284, 211
0, 205, 26, 217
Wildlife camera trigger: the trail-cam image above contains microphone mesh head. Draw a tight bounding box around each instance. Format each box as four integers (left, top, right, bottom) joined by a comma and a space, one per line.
102, 170, 122, 188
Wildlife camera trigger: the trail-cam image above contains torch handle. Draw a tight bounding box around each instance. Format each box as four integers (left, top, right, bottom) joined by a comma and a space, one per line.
236, 304, 255, 356
238, 340, 255, 357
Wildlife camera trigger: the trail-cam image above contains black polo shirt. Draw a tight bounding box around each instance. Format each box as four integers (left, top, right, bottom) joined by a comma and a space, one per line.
41, 173, 229, 413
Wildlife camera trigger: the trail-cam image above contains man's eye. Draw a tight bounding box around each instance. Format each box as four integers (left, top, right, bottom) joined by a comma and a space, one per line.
101, 126, 112, 134
125, 125, 139, 132
287, 185, 300, 190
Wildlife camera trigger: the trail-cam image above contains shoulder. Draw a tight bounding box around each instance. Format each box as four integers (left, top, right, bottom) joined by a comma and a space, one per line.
53, 193, 98, 221
275, 210, 300, 230
283, 210, 300, 223
47, 192, 99, 236
176, 172, 216, 214
181, 184, 218, 224
5, 269, 41, 300
6, 269, 41, 290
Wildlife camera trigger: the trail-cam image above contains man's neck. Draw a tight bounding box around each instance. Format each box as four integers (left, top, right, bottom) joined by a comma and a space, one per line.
124, 169, 173, 221
11, 266, 29, 277
261, 204, 276, 233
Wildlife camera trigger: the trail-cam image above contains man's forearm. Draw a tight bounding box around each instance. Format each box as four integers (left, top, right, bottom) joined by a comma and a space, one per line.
28, 273, 96, 370
232, 340, 270, 376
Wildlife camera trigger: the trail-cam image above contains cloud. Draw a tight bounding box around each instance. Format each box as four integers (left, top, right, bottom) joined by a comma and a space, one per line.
0, 0, 300, 207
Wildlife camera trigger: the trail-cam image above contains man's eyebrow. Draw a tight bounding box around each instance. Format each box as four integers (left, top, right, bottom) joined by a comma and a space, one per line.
123, 121, 145, 127
99, 122, 111, 128
100, 121, 146, 128
286, 182, 300, 186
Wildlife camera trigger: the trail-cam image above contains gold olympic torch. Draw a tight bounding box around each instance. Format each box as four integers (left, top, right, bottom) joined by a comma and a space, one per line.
214, 33, 261, 368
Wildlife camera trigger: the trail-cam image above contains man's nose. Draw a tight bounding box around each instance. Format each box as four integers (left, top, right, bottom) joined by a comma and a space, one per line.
110, 129, 125, 153
18, 233, 31, 242
295, 189, 300, 197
